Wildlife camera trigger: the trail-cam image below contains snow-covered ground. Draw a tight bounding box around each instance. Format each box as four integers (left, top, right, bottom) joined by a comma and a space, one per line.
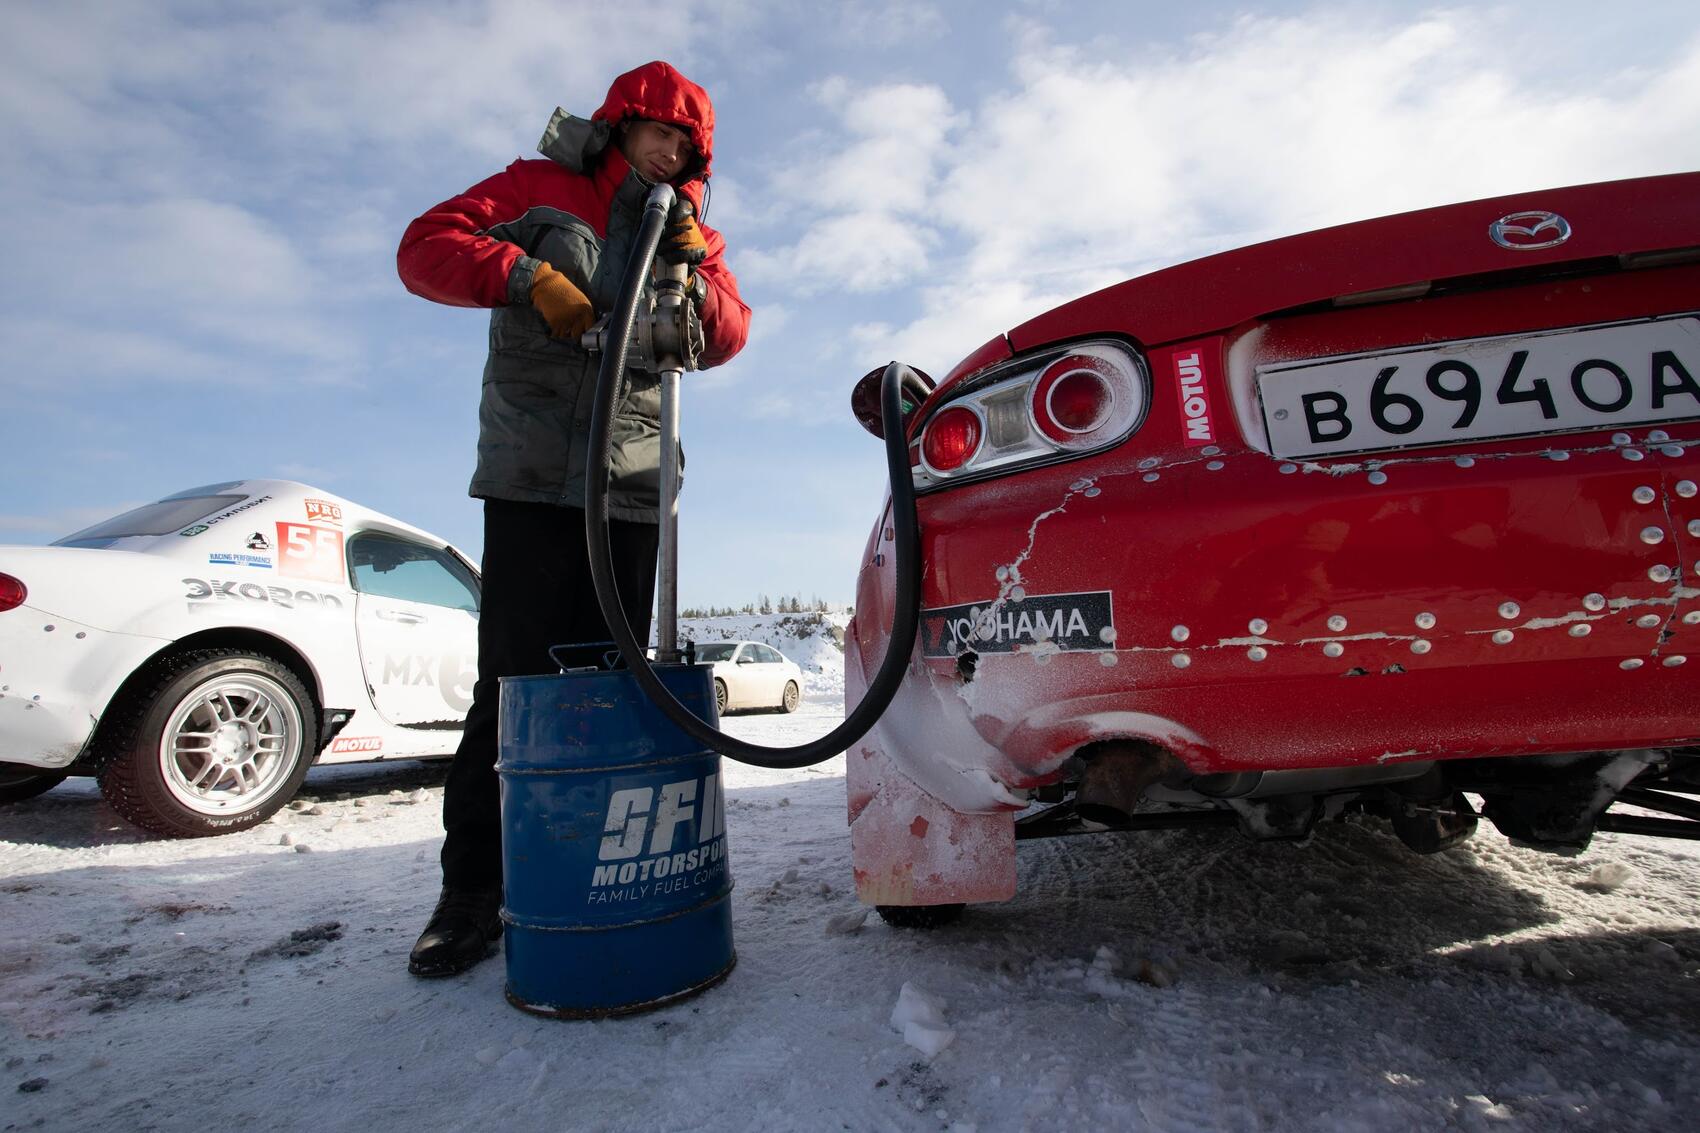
5, 675, 1700, 1131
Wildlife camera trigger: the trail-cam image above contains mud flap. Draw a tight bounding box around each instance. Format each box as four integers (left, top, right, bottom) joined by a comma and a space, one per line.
848, 741, 1016, 906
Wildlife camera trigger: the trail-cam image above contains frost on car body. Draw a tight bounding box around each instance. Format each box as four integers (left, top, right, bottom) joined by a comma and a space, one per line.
847, 171, 1700, 910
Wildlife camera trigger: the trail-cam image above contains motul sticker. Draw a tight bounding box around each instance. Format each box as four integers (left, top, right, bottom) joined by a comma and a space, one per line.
1160, 344, 1217, 446
921, 591, 1113, 657
329, 736, 383, 754
304, 499, 343, 525
276, 522, 345, 583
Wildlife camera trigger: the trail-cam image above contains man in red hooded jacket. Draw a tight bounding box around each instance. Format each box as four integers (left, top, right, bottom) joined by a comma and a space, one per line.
396, 61, 751, 977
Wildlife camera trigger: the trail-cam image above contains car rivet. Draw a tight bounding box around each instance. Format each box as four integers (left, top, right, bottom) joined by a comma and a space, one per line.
1547, 450, 1571, 461
1249, 618, 1269, 635
1279, 463, 1297, 475
1415, 612, 1437, 630
1633, 486, 1657, 504
1689, 520, 1700, 538
1492, 630, 1515, 644
1664, 655, 1688, 667
1685, 611, 1700, 625
1143, 472, 1160, 483
995, 566, 1009, 582
1033, 651, 1051, 666
1201, 446, 1221, 457
1650, 565, 1673, 583
1663, 446, 1686, 458
1084, 486, 1101, 497
1323, 642, 1344, 658
1676, 480, 1698, 498
1139, 457, 1161, 471
1584, 593, 1607, 612
1411, 640, 1431, 654
1612, 432, 1632, 446
1171, 653, 1191, 669
1641, 526, 1666, 545
1171, 625, 1190, 643
1623, 449, 1646, 462
43, 625, 54, 632
1327, 615, 1348, 632
1206, 461, 1224, 471
1570, 624, 1592, 637
1455, 457, 1475, 468
1367, 471, 1388, 485
76, 632, 86, 640
1070, 479, 1092, 491
1637, 614, 1662, 629
1098, 652, 1119, 667
1649, 429, 1671, 442
1498, 602, 1520, 620
1621, 658, 1645, 670
1099, 626, 1117, 643
1247, 646, 1267, 662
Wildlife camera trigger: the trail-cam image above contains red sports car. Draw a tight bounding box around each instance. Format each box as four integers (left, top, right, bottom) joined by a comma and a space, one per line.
846, 172, 1700, 922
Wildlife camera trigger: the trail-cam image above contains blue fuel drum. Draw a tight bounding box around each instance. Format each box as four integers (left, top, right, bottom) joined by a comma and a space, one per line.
497, 663, 734, 1017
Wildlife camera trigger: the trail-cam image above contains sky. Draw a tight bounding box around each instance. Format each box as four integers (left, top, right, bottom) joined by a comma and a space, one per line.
2, 0, 1699, 607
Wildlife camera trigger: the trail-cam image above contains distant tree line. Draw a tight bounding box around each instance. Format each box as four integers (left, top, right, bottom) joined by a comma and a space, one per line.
680, 593, 838, 618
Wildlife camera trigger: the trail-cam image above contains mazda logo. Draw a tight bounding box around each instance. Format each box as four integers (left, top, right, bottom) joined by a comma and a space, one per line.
1490, 210, 1572, 251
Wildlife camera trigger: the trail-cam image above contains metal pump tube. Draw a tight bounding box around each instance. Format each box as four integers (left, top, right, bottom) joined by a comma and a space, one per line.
585, 183, 922, 770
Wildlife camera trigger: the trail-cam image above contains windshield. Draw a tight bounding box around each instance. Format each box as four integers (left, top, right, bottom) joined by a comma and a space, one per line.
53, 494, 247, 547
696, 643, 738, 662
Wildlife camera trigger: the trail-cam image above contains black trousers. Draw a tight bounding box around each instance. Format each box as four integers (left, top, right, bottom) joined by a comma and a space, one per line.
440, 498, 658, 888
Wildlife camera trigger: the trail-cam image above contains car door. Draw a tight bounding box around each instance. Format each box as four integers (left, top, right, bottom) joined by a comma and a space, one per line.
747, 644, 784, 707
348, 531, 480, 727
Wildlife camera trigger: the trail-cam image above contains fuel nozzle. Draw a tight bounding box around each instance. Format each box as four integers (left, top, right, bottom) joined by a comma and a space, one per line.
580, 193, 705, 374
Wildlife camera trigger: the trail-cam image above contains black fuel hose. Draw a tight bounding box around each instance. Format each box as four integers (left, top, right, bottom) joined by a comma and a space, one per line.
585, 189, 920, 769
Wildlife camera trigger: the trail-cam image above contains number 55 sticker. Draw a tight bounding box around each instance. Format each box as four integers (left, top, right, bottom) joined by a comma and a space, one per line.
275, 522, 345, 583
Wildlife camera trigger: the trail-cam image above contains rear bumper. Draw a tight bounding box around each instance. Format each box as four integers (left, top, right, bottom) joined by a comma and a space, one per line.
0, 607, 164, 769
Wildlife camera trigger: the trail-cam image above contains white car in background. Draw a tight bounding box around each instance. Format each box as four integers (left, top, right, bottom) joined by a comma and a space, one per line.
0, 479, 478, 836
695, 641, 803, 715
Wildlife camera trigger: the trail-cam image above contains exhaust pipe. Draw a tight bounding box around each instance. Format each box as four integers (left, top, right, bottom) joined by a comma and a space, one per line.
1074, 741, 1180, 825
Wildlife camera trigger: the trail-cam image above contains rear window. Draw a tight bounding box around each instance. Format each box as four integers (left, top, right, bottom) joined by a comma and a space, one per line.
697, 643, 738, 662
53, 494, 246, 547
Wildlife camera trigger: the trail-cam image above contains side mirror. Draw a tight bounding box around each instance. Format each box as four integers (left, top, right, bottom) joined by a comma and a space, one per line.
850, 363, 934, 439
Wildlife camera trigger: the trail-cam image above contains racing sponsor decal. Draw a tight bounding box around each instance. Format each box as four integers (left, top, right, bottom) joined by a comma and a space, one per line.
304, 499, 343, 525
328, 736, 383, 754
183, 577, 344, 610
208, 552, 272, 569
921, 591, 1114, 657
1166, 346, 1216, 446
588, 772, 728, 905
246, 531, 272, 551
179, 524, 209, 537
276, 522, 345, 583
380, 653, 476, 713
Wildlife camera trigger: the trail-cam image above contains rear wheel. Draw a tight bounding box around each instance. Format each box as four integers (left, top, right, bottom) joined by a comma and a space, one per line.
780, 681, 800, 713
875, 903, 965, 928
0, 764, 69, 805
96, 649, 317, 838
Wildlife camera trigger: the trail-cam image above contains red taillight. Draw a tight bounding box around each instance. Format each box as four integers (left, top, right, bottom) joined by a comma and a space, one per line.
921, 406, 983, 473
0, 573, 25, 612
1033, 355, 1116, 442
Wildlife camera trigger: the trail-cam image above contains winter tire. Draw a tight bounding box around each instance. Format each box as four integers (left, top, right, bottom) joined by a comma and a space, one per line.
96, 649, 317, 838
0, 764, 69, 805
780, 681, 800, 714
714, 678, 728, 717
875, 903, 965, 929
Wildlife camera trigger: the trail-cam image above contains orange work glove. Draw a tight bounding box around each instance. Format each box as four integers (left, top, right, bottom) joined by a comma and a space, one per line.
659, 214, 708, 267
530, 262, 595, 339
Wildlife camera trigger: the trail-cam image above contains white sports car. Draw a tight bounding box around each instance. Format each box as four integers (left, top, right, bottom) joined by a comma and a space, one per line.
694, 641, 804, 715
0, 480, 478, 836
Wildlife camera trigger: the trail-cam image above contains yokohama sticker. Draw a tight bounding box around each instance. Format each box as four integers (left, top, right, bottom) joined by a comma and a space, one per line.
921, 591, 1113, 657
1153, 342, 1219, 446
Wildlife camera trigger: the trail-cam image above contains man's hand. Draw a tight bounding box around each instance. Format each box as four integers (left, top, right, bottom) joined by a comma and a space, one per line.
659, 213, 708, 267
530, 262, 595, 339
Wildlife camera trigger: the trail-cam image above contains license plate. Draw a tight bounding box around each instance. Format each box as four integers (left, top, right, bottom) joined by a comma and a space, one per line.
921, 591, 1113, 657
1257, 315, 1700, 459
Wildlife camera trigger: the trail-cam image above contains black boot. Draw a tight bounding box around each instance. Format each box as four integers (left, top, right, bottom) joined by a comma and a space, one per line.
408, 884, 504, 978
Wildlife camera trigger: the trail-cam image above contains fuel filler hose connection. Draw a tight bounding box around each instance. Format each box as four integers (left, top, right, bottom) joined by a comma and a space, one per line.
585, 185, 921, 769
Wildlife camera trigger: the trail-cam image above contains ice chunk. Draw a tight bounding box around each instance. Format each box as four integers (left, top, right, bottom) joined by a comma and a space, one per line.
407, 789, 429, 805
474, 1046, 502, 1066
890, 981, 946, 1031
1530, 947, 1573, 982
903, 1019, 956, 1059
294, 844, 314, 854
278, 833, 295, 847
1091, 945, 1119, 973
824, 909, 869, 935
1582, 862, 1635, 891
